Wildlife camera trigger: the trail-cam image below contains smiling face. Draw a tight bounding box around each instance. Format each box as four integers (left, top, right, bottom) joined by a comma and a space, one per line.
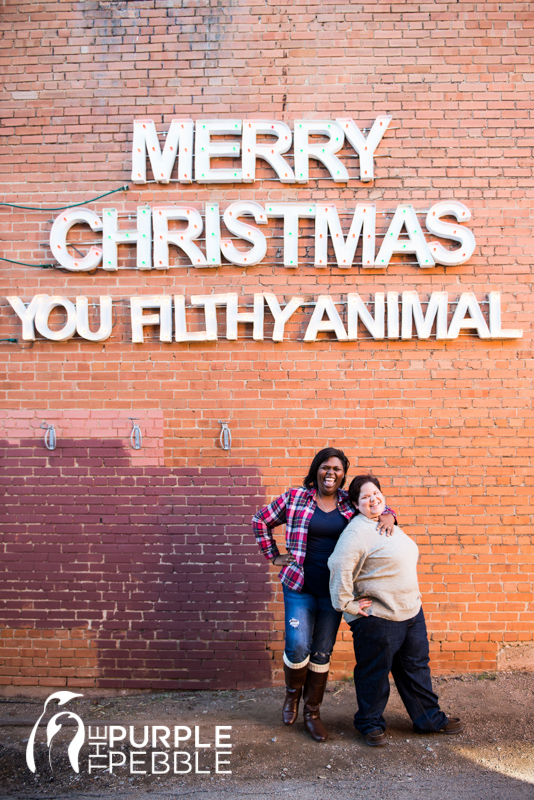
316, 456, 346, 497
355, 481, 386, 519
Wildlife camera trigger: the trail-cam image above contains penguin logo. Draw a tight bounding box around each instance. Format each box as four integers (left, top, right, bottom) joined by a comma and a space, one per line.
26, 691, 85, 774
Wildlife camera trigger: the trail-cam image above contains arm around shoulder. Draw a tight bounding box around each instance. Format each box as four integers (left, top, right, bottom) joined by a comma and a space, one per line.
328, 526, 367, 617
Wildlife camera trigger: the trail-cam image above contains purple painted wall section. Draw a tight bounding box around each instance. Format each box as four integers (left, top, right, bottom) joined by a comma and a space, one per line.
0, 438, 273, 690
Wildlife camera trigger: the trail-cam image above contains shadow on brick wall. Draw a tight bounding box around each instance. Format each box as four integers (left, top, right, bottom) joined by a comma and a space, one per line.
0, 438, 273, 690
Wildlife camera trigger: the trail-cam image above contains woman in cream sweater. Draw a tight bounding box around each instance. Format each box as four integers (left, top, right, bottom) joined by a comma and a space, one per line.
328, 474, 462, 747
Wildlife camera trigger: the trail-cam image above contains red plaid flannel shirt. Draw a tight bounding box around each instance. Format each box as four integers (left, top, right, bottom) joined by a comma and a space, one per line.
252, 487, 395, 592
252, 487, 336, 591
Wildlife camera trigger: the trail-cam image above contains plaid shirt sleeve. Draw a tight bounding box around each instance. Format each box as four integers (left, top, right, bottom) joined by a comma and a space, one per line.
384, 506, 397, 523
252, 491, 291, 561
252, 489, 398, 590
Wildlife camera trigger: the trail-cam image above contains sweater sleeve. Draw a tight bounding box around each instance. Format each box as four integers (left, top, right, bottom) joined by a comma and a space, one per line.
328, 532, 367, 617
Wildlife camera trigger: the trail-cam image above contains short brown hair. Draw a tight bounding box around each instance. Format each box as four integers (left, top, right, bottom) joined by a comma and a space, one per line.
348, 474, 382, 508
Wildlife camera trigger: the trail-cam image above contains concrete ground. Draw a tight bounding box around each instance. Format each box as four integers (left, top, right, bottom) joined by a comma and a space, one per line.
0, 671, 533, 800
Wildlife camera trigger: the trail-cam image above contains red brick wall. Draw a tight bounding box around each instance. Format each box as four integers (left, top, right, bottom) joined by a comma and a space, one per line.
1, 414, 271, 690
1, 0, 533, 688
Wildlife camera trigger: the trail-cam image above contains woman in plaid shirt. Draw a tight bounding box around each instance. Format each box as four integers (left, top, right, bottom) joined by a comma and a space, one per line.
252, 447, 395, 742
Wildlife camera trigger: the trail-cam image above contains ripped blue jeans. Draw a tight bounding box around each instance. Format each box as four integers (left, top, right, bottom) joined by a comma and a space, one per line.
282, 585, 342, 668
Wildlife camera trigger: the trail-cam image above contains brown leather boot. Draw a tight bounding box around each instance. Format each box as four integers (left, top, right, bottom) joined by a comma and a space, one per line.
302, 668, 329, 742
282, 663, 308, 725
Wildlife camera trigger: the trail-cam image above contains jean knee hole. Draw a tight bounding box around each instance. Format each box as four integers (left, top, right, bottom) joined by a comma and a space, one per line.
311, 651, 331, 663
288, 618, 299, 629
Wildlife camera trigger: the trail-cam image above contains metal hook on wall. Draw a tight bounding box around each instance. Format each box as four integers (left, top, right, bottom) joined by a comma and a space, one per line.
129, 418, 142, 450
218, 420, 231, 451
40, 421, 56, 451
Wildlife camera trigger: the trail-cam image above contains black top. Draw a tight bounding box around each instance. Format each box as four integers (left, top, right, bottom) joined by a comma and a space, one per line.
302, 507, 348, 597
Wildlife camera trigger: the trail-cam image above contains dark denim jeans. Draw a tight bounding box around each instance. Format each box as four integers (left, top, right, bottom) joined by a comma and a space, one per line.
282, 585, 342, 667
349, 607, 448, 734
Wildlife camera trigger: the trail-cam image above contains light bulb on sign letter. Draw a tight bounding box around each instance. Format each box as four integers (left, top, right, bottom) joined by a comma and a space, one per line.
50, 210, 103, 272
76, 297, 113, 342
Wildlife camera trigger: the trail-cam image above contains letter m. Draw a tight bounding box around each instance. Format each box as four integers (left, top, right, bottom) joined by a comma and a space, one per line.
131, 119, 194, 184
401, 291, 448, 340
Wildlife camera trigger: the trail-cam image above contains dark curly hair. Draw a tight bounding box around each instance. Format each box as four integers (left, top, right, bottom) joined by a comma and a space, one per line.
303, 447, 350, 489
348, 474, 382, 509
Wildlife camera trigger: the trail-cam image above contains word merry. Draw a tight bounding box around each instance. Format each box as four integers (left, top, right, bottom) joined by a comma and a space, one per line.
6, 292, 522, 343
131, 116, 392, 184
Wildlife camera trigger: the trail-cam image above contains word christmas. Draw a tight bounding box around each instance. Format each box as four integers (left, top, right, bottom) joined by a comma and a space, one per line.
49, 200, 476, 272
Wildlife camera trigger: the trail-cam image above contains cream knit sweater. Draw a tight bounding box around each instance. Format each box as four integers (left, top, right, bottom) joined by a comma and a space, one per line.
328, 513, 421, 623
